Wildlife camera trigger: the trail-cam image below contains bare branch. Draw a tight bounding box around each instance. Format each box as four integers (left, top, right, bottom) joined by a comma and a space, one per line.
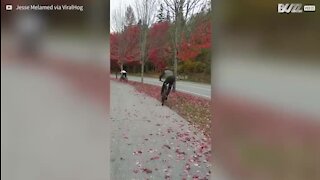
162, 0, 206, 22
111, 2, 125, 33
184, 0, 202, 20
163, 0, 176, 12
134, 0, 158, 27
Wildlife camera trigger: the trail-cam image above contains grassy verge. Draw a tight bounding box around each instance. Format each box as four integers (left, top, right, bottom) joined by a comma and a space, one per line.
179, 73, 211, 84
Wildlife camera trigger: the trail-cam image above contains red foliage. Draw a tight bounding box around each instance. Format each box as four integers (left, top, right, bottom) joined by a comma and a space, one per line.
150, 156, 160, 160
111, 18, 212, 71
179, 19, 211, 61
142, 168, 152, 174
148, 22, 171, 71
110, 25, 141, 68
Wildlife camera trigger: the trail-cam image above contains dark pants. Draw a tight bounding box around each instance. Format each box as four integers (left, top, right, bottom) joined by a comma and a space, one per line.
161, 76, 175, 96
121, 73, 127, 79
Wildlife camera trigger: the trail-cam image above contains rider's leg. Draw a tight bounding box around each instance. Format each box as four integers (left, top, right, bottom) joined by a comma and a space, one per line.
161, 82, 166, 95
165, 76, 175, 96
167, 83, 173, 96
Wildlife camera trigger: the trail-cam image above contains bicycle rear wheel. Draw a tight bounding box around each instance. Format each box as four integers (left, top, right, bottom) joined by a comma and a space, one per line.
161, 95, 165, 106
161, 85, 168, 106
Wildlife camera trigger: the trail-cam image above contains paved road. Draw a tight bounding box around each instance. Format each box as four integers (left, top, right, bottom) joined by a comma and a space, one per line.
1, 63, 109, 180
110, 81, 212, 179
113, 74, 211, 99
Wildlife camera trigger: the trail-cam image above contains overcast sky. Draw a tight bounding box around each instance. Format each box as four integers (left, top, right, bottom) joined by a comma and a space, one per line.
110, 0, 136, 13
110, 0, 137, 32
110, 0, 209, 32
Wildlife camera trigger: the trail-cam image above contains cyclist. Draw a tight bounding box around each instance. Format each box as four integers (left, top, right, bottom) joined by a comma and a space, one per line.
159, 67, 176, 99
120, 69, 127, 80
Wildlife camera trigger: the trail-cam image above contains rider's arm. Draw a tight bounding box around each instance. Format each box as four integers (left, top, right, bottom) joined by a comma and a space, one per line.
159, 72, 164, 81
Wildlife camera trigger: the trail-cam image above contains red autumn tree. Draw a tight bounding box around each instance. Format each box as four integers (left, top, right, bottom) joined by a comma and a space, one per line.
178, 15, 211, 61
148, 21, 171, 71
110, 25, 141, 70
110, 32, 120, 69
111, 5, 140, 71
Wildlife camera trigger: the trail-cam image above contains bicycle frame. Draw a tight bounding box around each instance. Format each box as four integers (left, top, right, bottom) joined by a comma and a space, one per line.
160, 80, 169, 106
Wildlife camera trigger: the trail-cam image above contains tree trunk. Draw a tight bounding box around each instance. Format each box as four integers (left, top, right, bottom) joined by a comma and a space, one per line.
140, 25, 148, 84
173, 1, 184, 91
173, 9, 180, 91
120, 63, 123, 71
141, 61, 144, 83
173, 28, 178, 91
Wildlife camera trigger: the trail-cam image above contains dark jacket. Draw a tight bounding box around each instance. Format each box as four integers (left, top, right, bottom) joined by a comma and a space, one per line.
159, 70, 175, 84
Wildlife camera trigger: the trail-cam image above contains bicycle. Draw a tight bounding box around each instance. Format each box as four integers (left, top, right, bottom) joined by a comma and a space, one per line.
119, 76, 128, 82
119, 73, 128, 82
160, 80, 169, 106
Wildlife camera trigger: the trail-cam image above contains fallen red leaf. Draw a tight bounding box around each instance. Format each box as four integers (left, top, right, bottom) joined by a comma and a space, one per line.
142, 168, 152, 174
150, 156, 160, 160
133, 169, 139, 174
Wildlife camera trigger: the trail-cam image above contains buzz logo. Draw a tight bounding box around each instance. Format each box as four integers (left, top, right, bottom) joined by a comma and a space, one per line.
278, 3, 303, 13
